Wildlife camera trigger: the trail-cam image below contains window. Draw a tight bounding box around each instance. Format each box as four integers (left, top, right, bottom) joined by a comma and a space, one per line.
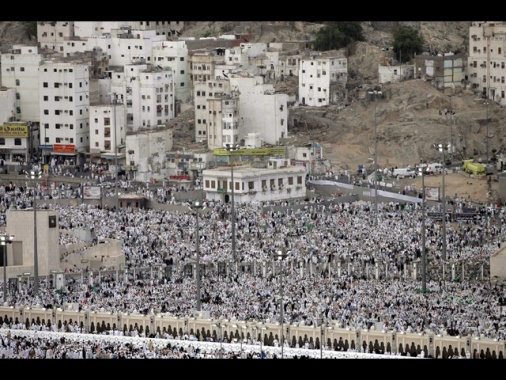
14, 138, 21, 146
288, 177, 293, 185
15, 79, 20, 86
297, 176, 303, 184
43, 96, 48, 101
43, 82, 48, 88
0, 138, 4, 145
44, 110, 49, 115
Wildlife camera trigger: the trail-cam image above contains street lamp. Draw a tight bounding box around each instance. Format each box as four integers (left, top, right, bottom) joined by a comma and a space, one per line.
225, 144, 240, 261
25, 169, 42, 295
420, 154, 427, 293
189, 200, 206, 312
432, 143, 450, 261
485, 101, 489, 165
368, 90, 382, 226
1, 233, 14, 304
111, 93, 120, 217
276, 249, 290, 359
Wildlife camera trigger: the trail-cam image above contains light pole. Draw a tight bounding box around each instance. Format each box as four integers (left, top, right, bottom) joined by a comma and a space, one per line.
25, 169, 42, 295
420, 155, 427, 293
111, 93, 119, 217
485, 101, 489, 165
225, 144, 239, 261
1, 233, 14, 304
189, 200, 205, 312
368, 90, 382, 226
276, 249, 289, 359
433, 143, 450, 261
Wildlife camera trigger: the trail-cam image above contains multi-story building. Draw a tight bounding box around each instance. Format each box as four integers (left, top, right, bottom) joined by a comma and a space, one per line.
0, 87, 17, 124
125, 127, 173, 182
38, 59, 92, 165
152, 40, 191, 103
298, 53, 347, 106
89, 103, 125, 157
65, 29, 165, 68
73, 21, 184, 39
193, 78, 232, 145
207, 93, 240, 150
37, 22, 75, 52
413, 53, 465, 93
102, 63, 175, 132
189, 49, 226, 89
203, 157, 306, 203
229, 74, 288, 145
468, 21, 506, 105
1, 45, 43, 123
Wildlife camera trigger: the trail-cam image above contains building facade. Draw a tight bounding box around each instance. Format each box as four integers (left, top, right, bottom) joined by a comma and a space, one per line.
468, 21, 506, 105
39, 59, 92, 165
298, 54, 347, 107
203, 158, 306, 203
1, 45, 43, 123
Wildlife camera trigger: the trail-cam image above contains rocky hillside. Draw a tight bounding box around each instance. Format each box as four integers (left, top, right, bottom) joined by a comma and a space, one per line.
2, 21, 492, 171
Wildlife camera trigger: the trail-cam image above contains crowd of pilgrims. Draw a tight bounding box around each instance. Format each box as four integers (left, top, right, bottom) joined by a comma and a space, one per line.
0, 174, 505, 358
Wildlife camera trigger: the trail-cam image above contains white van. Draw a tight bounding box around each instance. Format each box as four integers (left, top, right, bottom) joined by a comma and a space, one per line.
425, 163, 444, 175
416, 163, 443, 176
392, 167, 416, 178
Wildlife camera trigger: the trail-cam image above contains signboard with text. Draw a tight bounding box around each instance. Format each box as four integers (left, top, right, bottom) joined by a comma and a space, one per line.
53, 144, 75, 154
82, 186, 101, 200
0, 123, 29, 138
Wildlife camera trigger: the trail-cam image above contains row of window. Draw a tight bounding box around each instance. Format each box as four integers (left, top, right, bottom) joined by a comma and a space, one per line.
204, 176, 303, 190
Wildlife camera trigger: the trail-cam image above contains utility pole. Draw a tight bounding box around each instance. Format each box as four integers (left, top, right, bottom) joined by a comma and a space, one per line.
368, 90, 382, 226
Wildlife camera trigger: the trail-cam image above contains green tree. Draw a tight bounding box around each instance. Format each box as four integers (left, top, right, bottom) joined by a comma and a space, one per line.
392, 24, 424, 64
23, 22, 37, 40
312, 22, 364, 51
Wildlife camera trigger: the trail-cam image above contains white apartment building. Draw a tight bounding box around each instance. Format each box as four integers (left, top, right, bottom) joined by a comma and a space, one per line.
203, 158, 306, 203
37, 22, 75, 52
193, 78, 232, 145
64, 29, 165, 68
207, 95, 240, 150
39, 60, 91, 165
468, 21, 506, 105
125, 127, 173, 182
103, 64, 175, 131
229, 75, 288, 145
0, 87, 17, 124
89, 103, 125, 156
189, 50, 226, 90
298, 54, 347, 106
1, 45, 43, 123
73, 21, 184, 39
152, 40, 191, 103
